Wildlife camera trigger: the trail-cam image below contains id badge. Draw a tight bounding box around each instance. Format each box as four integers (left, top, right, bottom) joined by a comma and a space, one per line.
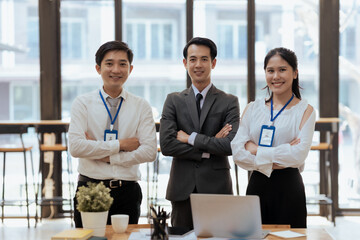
104, 129, 118, 141
258, 125, 275, 147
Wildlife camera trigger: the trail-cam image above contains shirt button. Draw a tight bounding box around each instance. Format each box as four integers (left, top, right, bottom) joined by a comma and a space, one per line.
195, 164, 200, 168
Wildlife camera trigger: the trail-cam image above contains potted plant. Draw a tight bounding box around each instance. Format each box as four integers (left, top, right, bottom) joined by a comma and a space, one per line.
76, 182, 114, 236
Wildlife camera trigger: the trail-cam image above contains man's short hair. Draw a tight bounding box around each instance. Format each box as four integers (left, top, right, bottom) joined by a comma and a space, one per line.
95, 41, 134, 66
183, 37, 217, 61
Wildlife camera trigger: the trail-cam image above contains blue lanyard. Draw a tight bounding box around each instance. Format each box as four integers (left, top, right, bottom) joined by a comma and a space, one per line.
271, 94, 294, 122
99, 90, 123, 131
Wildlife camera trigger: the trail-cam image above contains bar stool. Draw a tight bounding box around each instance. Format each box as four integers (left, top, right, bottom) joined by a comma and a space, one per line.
146, 123, 171, 221
35, 124, 73, 226
307, 119, 338, 225
0, 124, 36, 228
309, 142, 335, 224
233, 163, 240, 195
147, 147, 161, 207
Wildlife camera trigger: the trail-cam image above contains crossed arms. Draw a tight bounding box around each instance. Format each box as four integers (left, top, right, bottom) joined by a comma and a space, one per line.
160, 93, 240, 161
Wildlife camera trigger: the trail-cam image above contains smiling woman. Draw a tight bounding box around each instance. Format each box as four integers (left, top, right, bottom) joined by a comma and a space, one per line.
263, 47, 301, 106
231, 47, 316, 228
265, 55, 297, 99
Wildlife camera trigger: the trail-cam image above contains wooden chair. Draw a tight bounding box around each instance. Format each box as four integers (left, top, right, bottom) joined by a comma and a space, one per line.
0, 124, 36, 228
35, 124, 73, 226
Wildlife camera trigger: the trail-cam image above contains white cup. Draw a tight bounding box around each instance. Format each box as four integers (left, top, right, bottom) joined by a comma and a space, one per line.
111, 214, 129, 233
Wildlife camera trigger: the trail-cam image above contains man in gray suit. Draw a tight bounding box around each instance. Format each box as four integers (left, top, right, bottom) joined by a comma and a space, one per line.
160, 37, 240, 229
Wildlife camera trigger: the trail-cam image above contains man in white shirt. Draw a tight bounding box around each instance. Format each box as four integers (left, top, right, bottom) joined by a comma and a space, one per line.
69, 41, 157, 227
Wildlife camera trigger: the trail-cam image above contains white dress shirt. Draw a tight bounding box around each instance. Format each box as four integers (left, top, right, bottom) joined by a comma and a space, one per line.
188, 83, 212, 158
231, 98, 316, 177
68, 88, 157, 181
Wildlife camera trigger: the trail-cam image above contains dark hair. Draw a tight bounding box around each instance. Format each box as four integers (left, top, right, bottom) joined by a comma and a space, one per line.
263, 47, 301, 101
95, 41, 134, 66
183, 37, 217, 60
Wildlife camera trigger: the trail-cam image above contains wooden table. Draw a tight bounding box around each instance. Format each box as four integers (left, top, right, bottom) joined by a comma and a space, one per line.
0, 120, 69, 126
104, 224, 333, 239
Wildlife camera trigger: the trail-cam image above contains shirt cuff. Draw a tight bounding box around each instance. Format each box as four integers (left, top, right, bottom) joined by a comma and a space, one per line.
109, 154, 117, 165
188, 132, 197, 145
202, 152, 210, 158
111, 139, 120, 153
255, 146, 275, 177
109, 140, 121, 164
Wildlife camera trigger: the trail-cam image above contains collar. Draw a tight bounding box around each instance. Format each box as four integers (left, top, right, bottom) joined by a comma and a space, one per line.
100, 87, 127, 101
191, 83, 212, 99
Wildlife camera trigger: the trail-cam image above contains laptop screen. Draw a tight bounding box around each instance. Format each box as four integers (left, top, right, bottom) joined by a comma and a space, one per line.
190, 194, 263, 239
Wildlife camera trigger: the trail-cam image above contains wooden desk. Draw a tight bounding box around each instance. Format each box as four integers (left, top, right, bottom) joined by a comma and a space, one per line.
315, 117, 340, 124
104, 224, 333, 240
0, 120, 69, 126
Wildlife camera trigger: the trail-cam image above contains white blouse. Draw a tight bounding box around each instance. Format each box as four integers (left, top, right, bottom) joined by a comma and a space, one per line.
231, 98, 316, 177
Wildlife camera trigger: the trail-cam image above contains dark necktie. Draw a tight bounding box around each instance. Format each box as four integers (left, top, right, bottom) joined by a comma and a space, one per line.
107, 97, 120, 131
196, 93, 203, 118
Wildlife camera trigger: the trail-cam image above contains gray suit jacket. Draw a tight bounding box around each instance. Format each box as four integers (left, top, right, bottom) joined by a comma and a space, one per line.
160, 85, 240, 201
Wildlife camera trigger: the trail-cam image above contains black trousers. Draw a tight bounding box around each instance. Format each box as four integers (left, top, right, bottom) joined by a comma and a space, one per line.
170, 187, 197, 229
73, 178, 142, 228
171, 198, 194, 229
246, 168, 307, 228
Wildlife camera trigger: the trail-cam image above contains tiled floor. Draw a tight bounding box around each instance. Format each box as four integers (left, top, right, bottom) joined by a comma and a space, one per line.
0, 216, 360, 240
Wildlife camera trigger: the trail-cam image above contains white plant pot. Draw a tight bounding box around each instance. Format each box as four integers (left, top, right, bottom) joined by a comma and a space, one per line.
81, 211, 109, 237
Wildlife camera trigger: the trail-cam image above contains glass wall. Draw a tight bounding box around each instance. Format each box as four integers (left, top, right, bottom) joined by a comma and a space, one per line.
3, 0, 360, 218
60, 0, 115, 121
0, 0, 40, 120
0, 0, 40, 218
339, 0, 360, 209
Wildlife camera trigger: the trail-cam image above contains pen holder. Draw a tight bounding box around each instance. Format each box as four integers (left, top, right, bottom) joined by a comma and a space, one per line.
150, 206, 169, 240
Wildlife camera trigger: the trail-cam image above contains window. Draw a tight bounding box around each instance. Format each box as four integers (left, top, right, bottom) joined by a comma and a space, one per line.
217, 21, 263, 60
27, 6, 39, 60
0, 0, 40, 120
27, 19, 39, 59
340, 26, 356, 60
339, 0, 360, 209
61, 15, 86, 60
11, 83, 39, 120
61, 6, 87, 60
125, 20, 177, 60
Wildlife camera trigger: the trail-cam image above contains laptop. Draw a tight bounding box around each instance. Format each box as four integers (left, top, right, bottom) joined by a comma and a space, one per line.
190, 194, 269, 239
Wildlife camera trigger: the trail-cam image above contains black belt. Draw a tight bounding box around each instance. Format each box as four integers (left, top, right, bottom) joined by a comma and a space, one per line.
78, 174, 136, 189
